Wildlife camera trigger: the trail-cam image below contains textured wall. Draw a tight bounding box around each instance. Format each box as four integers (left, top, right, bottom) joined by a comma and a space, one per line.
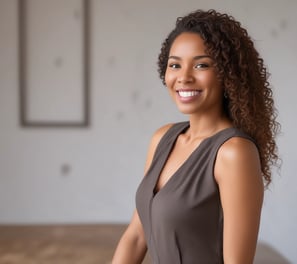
0, 0, 296, 262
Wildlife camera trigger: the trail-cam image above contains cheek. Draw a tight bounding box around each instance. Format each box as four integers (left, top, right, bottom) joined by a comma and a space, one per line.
164, 71, 175, 88
199, 72, 221, 87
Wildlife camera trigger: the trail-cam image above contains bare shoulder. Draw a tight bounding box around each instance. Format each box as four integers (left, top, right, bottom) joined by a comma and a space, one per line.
151, 123, 174, 144
143, 123, 174, 174
218, 136, 259, 161
215, 136, 262, 184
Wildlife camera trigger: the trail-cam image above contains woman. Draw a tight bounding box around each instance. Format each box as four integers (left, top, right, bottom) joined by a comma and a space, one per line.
112, 9, 279, 264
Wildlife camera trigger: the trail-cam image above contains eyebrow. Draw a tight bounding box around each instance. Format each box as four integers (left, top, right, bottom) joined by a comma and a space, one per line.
168, 55, 211, 60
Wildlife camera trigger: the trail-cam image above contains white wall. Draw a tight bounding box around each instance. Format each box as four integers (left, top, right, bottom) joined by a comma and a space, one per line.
0, 0, 296, 262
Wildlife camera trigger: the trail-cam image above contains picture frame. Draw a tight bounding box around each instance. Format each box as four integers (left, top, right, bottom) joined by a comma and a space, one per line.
18, 0, 90, 127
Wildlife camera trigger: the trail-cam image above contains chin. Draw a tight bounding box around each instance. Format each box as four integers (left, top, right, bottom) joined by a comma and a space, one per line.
179, 109, 192, 115
177, 107, 198, 115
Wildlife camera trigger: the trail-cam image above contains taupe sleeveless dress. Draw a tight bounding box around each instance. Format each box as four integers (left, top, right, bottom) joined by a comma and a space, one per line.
136, 121, 254, 264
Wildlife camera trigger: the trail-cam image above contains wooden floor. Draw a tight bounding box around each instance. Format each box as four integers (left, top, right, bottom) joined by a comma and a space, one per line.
0, 224, 150, 264
0, 224, 291, 263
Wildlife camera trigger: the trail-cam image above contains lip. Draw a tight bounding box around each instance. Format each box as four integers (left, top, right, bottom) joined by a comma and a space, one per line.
175, 89, 202, 102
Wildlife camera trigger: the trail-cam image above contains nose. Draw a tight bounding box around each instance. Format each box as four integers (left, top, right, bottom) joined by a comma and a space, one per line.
177, 67, 194, 83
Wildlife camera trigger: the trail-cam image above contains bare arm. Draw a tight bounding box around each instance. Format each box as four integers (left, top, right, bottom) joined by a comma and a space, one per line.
112, 210, 147, 264
112, 124, 173, 263
215, 137, 264, 264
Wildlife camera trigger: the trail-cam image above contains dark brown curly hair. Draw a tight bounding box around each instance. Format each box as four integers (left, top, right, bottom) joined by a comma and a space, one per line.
158, 9, 280, 185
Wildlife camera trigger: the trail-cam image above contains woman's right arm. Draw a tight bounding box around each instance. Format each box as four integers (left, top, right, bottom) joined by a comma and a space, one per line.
112, 124, 173, 264
111, 210, 147, 264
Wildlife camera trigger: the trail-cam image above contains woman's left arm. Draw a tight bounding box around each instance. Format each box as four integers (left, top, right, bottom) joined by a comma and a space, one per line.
215, 137, 264, 264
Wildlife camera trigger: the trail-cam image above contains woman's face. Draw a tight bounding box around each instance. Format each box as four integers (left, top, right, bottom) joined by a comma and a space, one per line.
165, 32, 224, 116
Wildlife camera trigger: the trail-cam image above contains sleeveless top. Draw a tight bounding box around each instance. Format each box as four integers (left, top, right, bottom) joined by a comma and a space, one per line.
136, 121, 255, 264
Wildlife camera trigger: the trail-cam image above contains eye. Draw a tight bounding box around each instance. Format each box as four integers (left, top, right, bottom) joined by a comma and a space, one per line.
168, 63, 181, 69
195, 63, 209, 69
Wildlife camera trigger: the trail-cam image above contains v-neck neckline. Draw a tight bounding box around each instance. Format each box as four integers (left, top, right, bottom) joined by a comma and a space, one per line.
153, 122, 233, 198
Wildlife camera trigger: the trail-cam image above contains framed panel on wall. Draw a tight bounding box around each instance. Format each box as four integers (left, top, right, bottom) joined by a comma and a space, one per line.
19, 0, 90, 127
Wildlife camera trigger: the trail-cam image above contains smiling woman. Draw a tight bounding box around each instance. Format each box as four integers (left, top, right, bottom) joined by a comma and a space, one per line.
112, 9, 279, 264
165, 33, 223, 115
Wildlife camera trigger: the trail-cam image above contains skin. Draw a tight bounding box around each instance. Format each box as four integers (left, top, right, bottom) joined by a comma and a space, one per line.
112, 32, 264, 264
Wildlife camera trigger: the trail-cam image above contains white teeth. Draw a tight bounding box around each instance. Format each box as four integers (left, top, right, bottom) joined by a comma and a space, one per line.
178, 90, 200, 98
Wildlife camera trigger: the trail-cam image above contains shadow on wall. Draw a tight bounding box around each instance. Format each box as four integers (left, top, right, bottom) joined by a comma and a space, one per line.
254, 242, 290, 263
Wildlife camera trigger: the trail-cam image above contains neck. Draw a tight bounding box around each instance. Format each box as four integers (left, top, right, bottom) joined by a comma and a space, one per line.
186, 112, 232, 140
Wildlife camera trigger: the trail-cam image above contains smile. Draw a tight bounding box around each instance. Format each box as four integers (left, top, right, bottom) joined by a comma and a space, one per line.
177, 90, 201, 98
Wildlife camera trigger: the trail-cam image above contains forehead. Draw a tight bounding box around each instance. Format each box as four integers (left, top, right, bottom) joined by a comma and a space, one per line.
169, 32, 206, 56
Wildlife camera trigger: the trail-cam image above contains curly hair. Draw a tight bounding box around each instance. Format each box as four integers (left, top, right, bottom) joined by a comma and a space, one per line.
158, 9, 280, 185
